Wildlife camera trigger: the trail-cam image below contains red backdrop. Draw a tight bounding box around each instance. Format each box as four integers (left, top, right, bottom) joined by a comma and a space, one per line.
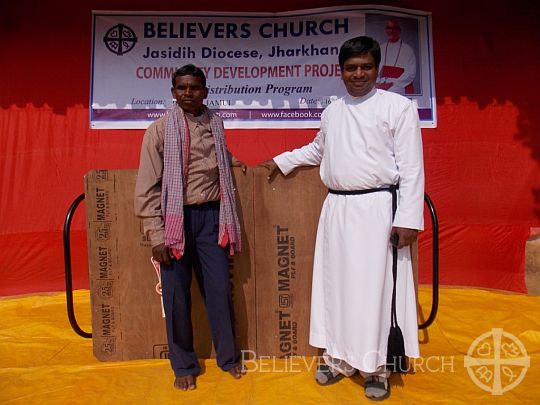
1, 0, 539, 295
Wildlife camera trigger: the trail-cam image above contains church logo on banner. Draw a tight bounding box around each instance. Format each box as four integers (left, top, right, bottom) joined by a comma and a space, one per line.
103, 24, 138, 56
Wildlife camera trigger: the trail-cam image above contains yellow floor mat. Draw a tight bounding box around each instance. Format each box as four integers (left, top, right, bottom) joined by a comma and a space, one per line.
1, 288, 538, 404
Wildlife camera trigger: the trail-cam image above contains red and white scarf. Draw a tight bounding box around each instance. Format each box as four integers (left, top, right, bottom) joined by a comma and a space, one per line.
161, 104, 241, 258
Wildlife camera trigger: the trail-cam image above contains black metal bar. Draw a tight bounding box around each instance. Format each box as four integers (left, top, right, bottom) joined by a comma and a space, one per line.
63, 193, 92, 338
418, 192, 439, 330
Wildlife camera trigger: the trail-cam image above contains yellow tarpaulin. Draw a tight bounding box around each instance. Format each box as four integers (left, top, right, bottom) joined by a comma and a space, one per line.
1, 288, 538, 404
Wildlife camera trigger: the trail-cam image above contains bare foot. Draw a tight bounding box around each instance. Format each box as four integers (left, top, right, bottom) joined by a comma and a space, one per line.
174, 375, 196, 391
228, 364, 245, 379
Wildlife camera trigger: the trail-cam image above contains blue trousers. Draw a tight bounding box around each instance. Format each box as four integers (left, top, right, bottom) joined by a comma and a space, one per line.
160, 202, 239, 377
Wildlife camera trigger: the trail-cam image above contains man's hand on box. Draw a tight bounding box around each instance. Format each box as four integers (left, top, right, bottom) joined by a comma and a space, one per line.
260, 160, 281, 182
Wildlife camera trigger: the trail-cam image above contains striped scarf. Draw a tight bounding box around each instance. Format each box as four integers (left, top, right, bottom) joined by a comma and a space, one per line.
161, 104, 241, 258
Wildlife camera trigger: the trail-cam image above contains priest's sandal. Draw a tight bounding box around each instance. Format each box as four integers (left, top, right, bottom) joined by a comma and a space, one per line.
364, 376, 390, 401
315, 364, 345, 386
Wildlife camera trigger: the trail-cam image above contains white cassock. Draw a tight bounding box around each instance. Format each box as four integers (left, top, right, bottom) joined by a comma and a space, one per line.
377, 40, 417, 95
274, 88, 424, 373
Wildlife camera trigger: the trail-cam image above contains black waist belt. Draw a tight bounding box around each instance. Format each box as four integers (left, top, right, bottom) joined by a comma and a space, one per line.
328, 184, 398, 195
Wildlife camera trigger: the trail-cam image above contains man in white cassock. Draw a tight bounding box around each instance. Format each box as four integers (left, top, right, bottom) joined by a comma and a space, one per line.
376, 18, 417, 95
262, 36, 424, 401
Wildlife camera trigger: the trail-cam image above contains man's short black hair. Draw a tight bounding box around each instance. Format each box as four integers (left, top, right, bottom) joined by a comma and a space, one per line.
171, 64, 206, 87
338, 36, 381, 70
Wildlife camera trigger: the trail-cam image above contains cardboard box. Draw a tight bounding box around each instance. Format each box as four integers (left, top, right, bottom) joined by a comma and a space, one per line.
85, 167, 419, 361
85, 169, 255, 361
253, 167, 326, 358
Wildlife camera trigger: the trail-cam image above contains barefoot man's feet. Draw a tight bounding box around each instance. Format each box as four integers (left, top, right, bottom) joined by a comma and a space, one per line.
228, 364, 246, 379
174, 375, 196, 391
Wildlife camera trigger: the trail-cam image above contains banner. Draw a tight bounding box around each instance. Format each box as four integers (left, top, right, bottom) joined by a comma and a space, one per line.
90, 6, 436, 129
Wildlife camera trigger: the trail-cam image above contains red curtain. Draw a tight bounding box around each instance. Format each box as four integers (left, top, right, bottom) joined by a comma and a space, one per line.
1, 0, 539, 295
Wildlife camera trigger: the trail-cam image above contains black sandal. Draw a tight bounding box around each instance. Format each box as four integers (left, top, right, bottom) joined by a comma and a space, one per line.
364, 376, 390, 401
315, 364, 345, 386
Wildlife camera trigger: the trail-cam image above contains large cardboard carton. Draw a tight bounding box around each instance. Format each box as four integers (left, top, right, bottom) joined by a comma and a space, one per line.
85, 167, 419, 361
85, 169, 255, 361
253, 167, 326, 358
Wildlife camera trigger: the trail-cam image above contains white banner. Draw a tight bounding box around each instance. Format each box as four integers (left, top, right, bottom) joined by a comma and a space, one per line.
90, 6, 436, 129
